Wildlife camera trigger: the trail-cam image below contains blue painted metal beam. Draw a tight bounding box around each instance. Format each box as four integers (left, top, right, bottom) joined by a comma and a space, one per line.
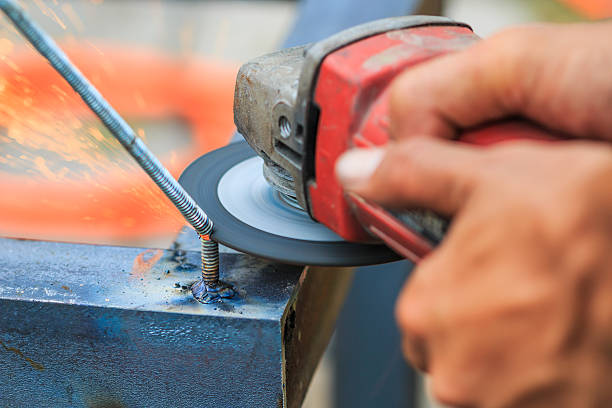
0, 236, 350, 407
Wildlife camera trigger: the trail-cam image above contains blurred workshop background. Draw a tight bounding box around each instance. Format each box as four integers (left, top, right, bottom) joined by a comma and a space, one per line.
0, 0, 609, 407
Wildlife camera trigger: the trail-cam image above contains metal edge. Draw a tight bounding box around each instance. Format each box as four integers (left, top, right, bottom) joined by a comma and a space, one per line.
282, 265, 355, 408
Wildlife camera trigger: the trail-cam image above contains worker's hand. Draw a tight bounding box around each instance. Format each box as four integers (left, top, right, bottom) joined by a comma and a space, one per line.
335, 138, 612, 407
389, 22, 612, 142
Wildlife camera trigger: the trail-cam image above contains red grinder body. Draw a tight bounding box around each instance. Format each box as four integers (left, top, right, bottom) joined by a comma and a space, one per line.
308, 24, 556, 262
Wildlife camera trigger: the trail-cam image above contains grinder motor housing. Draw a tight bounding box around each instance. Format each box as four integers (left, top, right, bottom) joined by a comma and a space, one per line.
234, 16, 556, 262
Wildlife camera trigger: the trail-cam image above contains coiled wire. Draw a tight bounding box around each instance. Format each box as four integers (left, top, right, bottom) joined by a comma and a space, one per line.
0, 0, 220, 281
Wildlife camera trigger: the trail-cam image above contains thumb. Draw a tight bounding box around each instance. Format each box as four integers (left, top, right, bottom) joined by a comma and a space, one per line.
335, 138, 480, 215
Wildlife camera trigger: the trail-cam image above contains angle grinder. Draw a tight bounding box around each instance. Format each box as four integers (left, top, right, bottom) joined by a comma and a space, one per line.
180, 16, 559, 266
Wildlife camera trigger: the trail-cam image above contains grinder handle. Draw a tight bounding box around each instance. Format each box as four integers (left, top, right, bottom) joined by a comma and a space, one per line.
348, 120, 560, 263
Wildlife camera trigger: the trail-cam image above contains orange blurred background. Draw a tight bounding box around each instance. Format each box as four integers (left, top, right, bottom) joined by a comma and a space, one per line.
561, 0, 612, 18
0, 43, 236, 246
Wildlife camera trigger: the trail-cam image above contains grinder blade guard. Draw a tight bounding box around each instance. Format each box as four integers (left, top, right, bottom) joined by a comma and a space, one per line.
179, 142, 399, 266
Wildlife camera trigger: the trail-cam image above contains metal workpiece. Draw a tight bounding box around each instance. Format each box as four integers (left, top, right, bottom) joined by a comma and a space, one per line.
0, 0, 227, 299
0, 236, 353, 407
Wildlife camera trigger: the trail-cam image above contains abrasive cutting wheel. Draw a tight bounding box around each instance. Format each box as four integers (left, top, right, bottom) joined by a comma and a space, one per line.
179, 142, 399, 266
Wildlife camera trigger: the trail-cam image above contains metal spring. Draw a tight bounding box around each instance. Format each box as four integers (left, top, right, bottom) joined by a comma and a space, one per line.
0, 0, 219, 281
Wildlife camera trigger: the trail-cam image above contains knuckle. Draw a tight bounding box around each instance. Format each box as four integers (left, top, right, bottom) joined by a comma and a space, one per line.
374, 148, 404, 182
575, 145, 612, 182
488, 25, 524, 43
395, 275, 433, 372
389, 70, 451, 139
395, 284, 428, 337
554, 147, 612, 236
431, 375, 473, 407
395, 255, 441, 336
389, 72, 412, 111
479, 25, 551, 108
373, 141, 425, 201
398, 138, 435, 168
388, 72, 425, 131
484, 28, 528, 67
400, 333, 429, 372
487, 24, 547, 49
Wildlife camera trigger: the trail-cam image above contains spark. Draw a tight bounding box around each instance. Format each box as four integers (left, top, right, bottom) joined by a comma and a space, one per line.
60, 4, 84, 32
33, 0, 66, 30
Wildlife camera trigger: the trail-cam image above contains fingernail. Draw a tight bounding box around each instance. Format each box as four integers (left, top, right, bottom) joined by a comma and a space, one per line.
335, 148, 385, 189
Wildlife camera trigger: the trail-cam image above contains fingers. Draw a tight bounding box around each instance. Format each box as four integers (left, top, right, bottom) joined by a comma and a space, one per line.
335, 137, 480, 215
388, 22, 612, 142
394, 252, 444, 373
395, 247, 458, 375
388, 26, 532, 140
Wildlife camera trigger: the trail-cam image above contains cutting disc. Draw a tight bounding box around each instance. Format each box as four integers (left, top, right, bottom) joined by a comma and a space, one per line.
179, 142, 400, 266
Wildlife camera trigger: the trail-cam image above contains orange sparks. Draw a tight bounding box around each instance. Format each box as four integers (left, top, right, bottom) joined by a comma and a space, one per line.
0, 38, 14, 56
32, 0, 67, 30
60, 4, 85, 32
0, 41, 237, 246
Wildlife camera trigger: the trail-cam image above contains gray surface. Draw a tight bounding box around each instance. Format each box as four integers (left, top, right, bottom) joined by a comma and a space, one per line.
4, 0, 296, 62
